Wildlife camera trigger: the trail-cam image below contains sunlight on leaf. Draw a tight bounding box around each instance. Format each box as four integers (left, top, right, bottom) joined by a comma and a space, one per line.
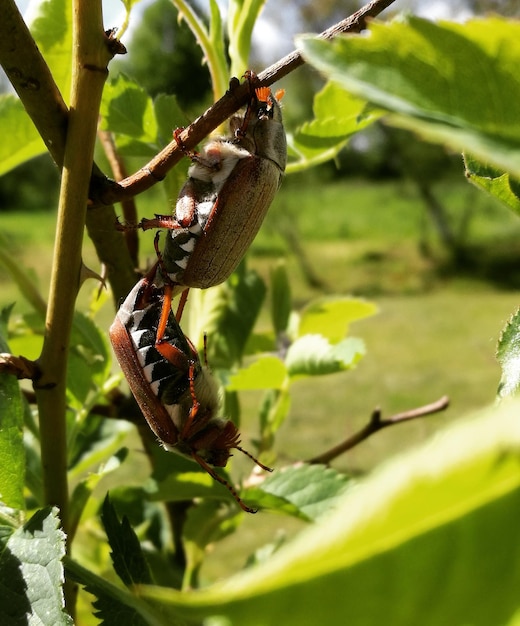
497, 308, 520, 398
288, 82, 381, 173
227, 356, 287, 391
299, 297, 378, 343
464, 155, 520, 214
286, 334, 365, 377
0, 508, 72, 625
0, 96, 46, 176
299, 16, 520, 176
0, 308, 25, 510
138, 400, 520, 625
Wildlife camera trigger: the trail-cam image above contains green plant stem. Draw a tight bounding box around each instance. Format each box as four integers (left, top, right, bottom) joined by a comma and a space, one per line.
34, 0, 111, 547
171, 0, 229, 102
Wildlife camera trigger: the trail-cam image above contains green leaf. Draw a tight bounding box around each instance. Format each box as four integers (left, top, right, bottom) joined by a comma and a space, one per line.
135, 399, 520, 625
0, 507, 72, 625
299, 297, 378, 343
497, 308, 520, 398
69, 448, 129, 541
188, 263, 266, 368
288, 82, 380, 172
464, 155, 520, 214
149, 468, 238, 506
258, 387, 291, 438
286, 335, 365, 377
0, 308, 25, 510
101, 495, 152, 587
299, 17, 520, 176
67, 311, 112, 409
246, 464, 351, 521
30, 0, 73, 99
0, 96, 47, 176
66, 557, 153, 626
153, 93, 186, 148
227, 356, 287, 391
100, 74, 158, 145
208, 0, 228, 82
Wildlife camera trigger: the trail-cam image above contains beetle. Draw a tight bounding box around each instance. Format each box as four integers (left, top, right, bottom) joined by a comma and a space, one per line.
109, 259, 272, 513
129, 77, 286, 297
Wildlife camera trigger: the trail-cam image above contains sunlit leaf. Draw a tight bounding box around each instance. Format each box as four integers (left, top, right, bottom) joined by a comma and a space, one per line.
464, 155, 520, 214
246, 464, 351, 521
0, 508, 72, 625
286, 334, 365, 377
100, 73, 158, 144
30, 0, 73, 99
227, 356, 287, 391
0, 96, 46, 176
299, 17, 520, 176
137, 400, 520, 625
299, 297, 378, 343
497, 308, 520, 398
0, 307, 25, 510
288, 82, 380, 172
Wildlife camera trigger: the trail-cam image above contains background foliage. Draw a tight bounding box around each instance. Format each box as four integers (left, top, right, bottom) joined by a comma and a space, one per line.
1, 1, 520, 624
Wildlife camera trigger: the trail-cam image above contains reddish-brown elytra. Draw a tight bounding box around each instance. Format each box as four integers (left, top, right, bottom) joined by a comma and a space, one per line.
119, 74, 286, 301
109, 259, 272, 513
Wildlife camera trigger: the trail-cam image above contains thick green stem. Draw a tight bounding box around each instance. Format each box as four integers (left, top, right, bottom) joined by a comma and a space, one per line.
34, 0, 111, 545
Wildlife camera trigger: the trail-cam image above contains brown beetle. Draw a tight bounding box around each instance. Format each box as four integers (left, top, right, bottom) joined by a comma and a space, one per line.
109, 259, 272, 512
135, 79, 286, 296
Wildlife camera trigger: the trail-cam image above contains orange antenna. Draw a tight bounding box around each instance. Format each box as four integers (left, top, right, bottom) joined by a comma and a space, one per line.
275, 88, 285, 102
255, 86, 271, 102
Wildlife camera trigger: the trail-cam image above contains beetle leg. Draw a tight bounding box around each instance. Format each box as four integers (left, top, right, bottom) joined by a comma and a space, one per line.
191, 451, 257, 513
139, 214, 183, 231
173, 127, 199, 160
235, 78, 256, 139
180, 360, 203, 437
175, 289, 189, 322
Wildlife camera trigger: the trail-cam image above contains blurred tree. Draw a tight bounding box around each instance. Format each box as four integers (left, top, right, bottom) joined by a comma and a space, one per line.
114, 0, 211, 110
0, 155, 59, 212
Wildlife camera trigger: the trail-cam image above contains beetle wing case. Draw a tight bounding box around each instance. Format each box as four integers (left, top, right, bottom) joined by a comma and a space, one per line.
110, 310, 180, 447
110, 272, 201, 448
160, 84, 287, 290
183, 155, 281, 287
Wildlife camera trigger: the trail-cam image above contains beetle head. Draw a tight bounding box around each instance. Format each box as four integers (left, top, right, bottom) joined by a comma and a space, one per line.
237, 86, 287, 172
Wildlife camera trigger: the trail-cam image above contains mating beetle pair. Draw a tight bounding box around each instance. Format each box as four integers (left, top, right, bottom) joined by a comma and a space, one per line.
110, 78, 286, 511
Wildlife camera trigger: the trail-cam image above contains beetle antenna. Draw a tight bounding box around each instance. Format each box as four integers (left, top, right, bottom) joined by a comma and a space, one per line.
235, 445, 273, 473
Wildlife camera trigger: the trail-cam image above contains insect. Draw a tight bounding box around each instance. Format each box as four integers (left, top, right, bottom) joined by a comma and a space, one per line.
109, 259, 272, 513
123, 76, 286, 299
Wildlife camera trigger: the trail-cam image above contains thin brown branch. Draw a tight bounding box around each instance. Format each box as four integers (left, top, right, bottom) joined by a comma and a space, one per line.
307, 396, 450, 465
94, 0, 397, 206
98, 128, 139, 266
0, 353, 40, 380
